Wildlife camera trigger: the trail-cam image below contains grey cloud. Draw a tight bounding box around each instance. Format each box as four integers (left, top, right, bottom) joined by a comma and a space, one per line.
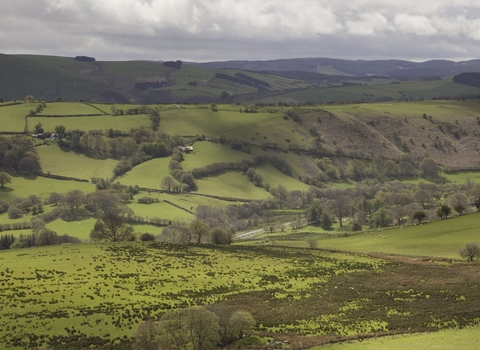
1, 0, 480, 61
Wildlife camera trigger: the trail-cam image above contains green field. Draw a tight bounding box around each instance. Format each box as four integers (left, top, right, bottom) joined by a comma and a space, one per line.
0, 174, 94, 203
26, 114, 150, 133
158, 107, 281, 137
256, 163, 311, 191
128, 200, 193, 221
317, 325, 480, 350
196, 172, 270, 200
116, 157, 171, 189
37, 143, 117, 179
277, 212, 480, 259
0, 104, 31, 132
181, 141, 253, 171
38, 102, 102, 115
1, 242, 479, 349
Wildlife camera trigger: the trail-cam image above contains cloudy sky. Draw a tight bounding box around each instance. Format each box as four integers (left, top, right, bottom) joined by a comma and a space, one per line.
2, 0, 480, 62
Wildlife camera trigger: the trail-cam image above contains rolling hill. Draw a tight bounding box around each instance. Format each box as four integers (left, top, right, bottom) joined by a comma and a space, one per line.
2, 54, 480, 105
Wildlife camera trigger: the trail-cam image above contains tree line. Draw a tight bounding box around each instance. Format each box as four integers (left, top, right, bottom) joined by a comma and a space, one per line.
133, 305, 255, 350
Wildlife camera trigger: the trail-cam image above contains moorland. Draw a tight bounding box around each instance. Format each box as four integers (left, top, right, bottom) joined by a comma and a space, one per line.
1, 55, 480, 349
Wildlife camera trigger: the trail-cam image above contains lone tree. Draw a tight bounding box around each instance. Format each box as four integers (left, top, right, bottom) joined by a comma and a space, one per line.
90, 212, 134, 242
0, 172, 12, 189
24, 95, 34, 103
459, 242, 480, 261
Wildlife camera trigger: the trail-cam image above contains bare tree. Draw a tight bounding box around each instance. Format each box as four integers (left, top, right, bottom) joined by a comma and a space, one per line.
133, 319, 159, 350
156, 307, 220, 350
459, 242, 480, 261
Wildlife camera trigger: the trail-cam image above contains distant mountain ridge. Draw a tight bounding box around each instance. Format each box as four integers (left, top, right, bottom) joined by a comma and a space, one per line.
1, 54, 480, 104
190, 58, 480, 80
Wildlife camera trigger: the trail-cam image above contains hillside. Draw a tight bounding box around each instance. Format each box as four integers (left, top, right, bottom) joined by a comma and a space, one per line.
2, 54, 480, 105
2, 98, 480, 349
191, 57, 480, 79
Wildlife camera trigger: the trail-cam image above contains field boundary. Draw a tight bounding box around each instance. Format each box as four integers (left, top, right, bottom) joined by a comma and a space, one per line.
38, 172, 90, 183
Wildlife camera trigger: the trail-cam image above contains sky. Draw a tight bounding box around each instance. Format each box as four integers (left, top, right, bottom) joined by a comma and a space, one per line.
2, 0, 480, 62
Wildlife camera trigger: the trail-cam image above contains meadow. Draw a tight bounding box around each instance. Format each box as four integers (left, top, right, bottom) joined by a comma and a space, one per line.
26, 114, 150, 133
36, 143, 118, 180
196, 172, 270, 200
0, 103, 32, 132
1, 242, 480, 349
37, 102, 103, 115
0, 173, 94, 203
116, 157, 172, 189
2, 99, 480, 349
316, 325, 480, 350
253, 211, 480, 260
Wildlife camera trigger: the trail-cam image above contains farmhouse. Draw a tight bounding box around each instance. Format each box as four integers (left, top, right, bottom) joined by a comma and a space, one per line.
178, 145, 194, 153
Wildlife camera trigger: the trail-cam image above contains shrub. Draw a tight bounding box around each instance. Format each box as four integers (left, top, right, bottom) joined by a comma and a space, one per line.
139, 233, 156, 242
8, 207, 24, 219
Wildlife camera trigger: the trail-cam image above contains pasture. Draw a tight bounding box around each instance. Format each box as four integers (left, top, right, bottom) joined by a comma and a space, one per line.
158, 107, 281, 137
36, 143, 117, 180
0, 103, 31, 132
37, 102, 102, 115
265, 211, 480, 259
196, 172, 270, 200
256, 162, 311, 191
116, 157, 172, 189
317, 325, 480, 350
26, 114, 150, 133
1, 242, 480, 349
0, 174, 94, 203
181, 141, 253, 171
128, 200, 193, 221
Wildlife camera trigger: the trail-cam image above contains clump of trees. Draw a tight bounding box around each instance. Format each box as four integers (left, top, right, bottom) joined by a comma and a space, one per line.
133, 306, 255, 350
0, 136, 41, 174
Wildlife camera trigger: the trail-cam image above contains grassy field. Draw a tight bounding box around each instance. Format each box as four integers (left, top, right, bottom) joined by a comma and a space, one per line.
0, 103, 31, 132
196, 172, 270, 200
158, 107, 281, 137
268, 211, 480, 259
316, 325, 480, 350
39, 102, 102, 115
26, 114, 150, 133
0, 174, 94, 203
37, 143, 117, 179
46, 218, 95, 239
128, 200, 193, 221
116, 157, 172, 189
255, 163, 311, 191
1, 242, 479, 349
181, 141, 253, 171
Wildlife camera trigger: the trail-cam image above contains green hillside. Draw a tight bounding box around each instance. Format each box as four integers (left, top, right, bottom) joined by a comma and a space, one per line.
3, 54, 479, 105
